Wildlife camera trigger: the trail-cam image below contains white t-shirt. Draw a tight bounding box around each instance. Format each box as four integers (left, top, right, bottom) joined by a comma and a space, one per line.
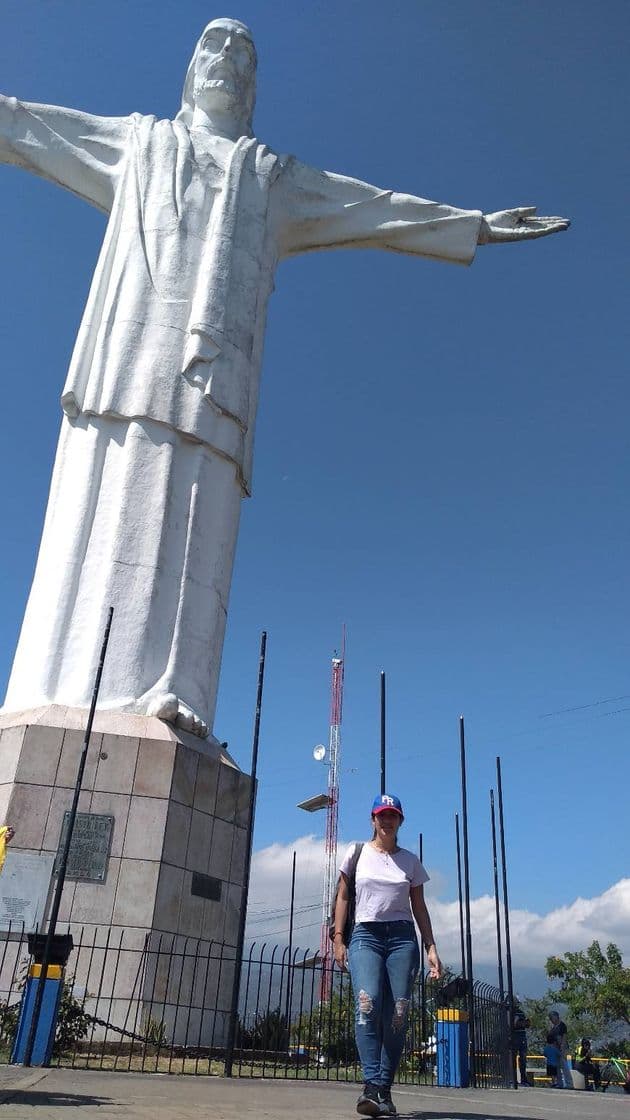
339, 842, 429, 924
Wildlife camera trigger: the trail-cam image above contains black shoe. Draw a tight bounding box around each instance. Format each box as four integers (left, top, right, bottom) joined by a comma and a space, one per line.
356, 1083, 381, 1116
377, 1087, 396, 1115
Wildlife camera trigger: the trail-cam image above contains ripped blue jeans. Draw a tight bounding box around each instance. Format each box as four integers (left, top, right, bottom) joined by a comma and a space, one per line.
347, 921, 419, 1088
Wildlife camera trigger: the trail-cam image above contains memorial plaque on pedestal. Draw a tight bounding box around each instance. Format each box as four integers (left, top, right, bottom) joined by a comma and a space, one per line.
0, 850, 55, 931
54, 812, 114, 882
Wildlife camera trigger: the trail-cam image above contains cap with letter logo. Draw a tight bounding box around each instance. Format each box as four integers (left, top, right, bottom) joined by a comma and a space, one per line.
371, 793, 404, 818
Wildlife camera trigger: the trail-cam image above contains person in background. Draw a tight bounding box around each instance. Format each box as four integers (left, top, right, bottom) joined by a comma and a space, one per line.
548, 1011, 573, 1089
333, 794, 442, 1117
0, 825, 15, 874
543, 1032, 560, 1084
574, 1038, 601, 1090
511, 1003, 531, 1086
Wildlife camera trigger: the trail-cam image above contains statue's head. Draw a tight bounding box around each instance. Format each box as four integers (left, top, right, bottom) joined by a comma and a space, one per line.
178, 18, 257, 134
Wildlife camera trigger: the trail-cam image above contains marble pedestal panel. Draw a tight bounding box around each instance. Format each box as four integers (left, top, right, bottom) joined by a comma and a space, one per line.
0, 706, 252, 1046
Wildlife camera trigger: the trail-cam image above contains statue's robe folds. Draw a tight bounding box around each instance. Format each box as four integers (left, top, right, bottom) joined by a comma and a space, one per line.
0, 97, 482, 732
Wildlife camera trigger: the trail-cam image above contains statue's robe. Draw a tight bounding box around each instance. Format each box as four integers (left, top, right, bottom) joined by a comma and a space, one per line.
0, 97, 482, 732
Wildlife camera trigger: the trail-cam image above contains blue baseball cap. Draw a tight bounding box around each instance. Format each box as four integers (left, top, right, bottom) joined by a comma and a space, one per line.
371, 793, 404, 818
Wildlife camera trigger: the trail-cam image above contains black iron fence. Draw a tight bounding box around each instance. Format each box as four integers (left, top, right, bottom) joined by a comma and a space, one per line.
0, 923, 511, 1086
470, 980, 512, 1088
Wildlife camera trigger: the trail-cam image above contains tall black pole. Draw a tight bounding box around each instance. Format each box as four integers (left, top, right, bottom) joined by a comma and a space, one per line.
490, 790, 505, 999
285, 850, 296, 1026
225, 631, 267, 1077
455, 813, 466, 980
380, 671, 386, 794
24, 606, 114, 1067
418, 833, 427, 1044
496, 756, 517, 1089
459, 716, 476, 1086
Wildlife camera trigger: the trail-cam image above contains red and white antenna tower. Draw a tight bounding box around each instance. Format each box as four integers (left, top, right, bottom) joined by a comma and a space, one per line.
319, 629, 345, 1002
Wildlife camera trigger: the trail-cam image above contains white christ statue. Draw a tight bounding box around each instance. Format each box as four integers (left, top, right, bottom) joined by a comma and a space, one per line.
0, 19, 568, 738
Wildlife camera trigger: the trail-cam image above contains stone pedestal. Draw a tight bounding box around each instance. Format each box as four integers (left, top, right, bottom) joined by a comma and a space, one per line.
0, 706, 252, 1047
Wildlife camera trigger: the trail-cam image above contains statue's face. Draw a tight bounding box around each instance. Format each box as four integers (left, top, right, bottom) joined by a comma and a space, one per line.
193, 19, 256, 119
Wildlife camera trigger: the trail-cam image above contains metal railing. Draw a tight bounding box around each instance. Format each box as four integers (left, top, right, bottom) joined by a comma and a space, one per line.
469, 979, 512, 1088
1, 925, 512, 1085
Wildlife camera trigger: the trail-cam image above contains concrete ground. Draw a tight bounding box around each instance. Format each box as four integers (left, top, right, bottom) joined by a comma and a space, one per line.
0, 1065, 625, 1119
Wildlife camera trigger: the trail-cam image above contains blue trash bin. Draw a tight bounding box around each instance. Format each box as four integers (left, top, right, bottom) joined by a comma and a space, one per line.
436, 1008, 470, 1087
11, 962, 64, 1065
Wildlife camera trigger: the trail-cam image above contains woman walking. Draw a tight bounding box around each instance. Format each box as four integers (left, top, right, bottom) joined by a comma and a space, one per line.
333, 794, 442, 1116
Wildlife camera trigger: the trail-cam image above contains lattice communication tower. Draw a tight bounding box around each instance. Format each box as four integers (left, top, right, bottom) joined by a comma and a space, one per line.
319, 636, 345, 1001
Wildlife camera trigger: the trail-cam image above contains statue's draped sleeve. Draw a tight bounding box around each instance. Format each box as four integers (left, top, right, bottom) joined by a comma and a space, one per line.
0, 96, 130, 212
274, 156, 483, 266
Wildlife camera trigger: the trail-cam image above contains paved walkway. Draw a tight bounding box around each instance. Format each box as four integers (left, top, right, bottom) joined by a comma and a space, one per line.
0, 1066, 626, 1119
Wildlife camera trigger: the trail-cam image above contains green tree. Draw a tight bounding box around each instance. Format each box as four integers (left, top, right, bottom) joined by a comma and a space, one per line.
292, 985, 357, 1064
545, 941, 630, 1037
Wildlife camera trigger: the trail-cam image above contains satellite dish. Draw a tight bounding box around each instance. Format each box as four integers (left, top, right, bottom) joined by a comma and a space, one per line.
313, 744, 326, 761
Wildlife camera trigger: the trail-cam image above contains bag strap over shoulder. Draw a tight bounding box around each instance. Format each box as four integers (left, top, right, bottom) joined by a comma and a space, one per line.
347, 842, 364, 884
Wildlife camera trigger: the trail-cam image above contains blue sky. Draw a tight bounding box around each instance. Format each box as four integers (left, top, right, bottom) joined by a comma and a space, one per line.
1, 2, 629, 981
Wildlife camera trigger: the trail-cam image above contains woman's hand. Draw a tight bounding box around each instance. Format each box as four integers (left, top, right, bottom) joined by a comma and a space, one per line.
333, 937, 348, 971
427, 944, 443, 980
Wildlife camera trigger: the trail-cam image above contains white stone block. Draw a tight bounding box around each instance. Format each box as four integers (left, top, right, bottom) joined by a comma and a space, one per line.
17, 725, 64, 785
94, 734, 140, 794
71, 857, 121, 926
88, 790, 131, 858
178, 871, 206, 939
208, 817, 233, 881
154, 863, 185, 932
186, 809, 213, 874
171, 745, 199, 807
123, 796, 169, 861
193, 755, 219, 815
112, 858, 160, 928
8, 783, 53, 849
215, 762, 239, 823
0, 726, 26, 784
133, 738, 176, 798
163, 801, 192, 867
41, 786, 92, 852
229, 826, 248, 886
55, 729, 101, 789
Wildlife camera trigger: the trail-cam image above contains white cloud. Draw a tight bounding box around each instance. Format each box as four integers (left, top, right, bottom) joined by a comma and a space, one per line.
246, 835, 630, 970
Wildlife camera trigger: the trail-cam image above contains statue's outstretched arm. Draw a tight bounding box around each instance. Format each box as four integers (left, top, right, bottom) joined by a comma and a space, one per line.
274, 158, 568, 262
0, 95, 130, 212
275, 158, 482, 266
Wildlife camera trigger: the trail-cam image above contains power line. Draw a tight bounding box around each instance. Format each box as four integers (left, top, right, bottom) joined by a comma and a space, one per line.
539, 694, 630, 718
247, 904, 321, 926
245, 918, 320, 939
247, 897, 320, 916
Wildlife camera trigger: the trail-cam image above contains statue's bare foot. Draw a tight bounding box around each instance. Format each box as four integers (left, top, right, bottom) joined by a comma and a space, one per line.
145, 691, 209, 739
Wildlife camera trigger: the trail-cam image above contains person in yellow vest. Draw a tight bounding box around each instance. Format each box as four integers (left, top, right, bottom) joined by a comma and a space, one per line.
574, 1039, 601, 1090
0, 825, 15, 873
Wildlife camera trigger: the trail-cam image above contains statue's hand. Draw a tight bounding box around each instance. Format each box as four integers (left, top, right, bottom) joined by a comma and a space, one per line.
479, 207, 570, 244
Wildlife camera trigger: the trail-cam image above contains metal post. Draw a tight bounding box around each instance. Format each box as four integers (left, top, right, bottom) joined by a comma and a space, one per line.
455, 813, 466, 980
380, 671, 386, 794
286, 850, 296, 1026
496, 756, 517, 1089
418, 833, 426, 1045
224, 631, 267, 1077
490, 790, 505, 999
459, 716, 476, 1086
23, 606, 114, 1067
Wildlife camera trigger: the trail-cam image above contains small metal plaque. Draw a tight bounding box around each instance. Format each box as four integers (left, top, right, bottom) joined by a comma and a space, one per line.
55, 812, 114, 883
191, 872, 222, 901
